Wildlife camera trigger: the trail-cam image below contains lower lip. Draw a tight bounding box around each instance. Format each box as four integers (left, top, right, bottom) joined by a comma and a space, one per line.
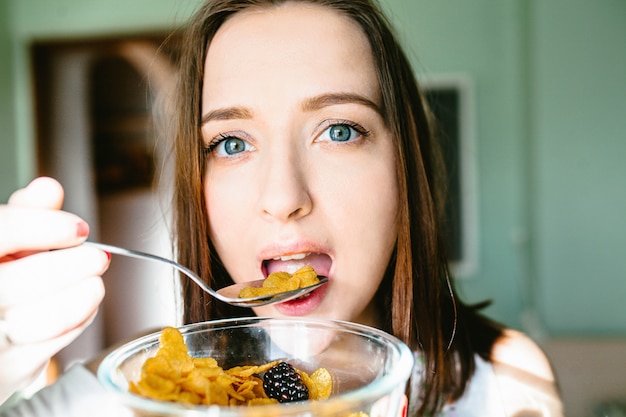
273, 282, 328, 316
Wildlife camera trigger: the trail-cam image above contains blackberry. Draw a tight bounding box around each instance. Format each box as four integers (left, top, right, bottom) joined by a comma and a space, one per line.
263, 362, 309, 403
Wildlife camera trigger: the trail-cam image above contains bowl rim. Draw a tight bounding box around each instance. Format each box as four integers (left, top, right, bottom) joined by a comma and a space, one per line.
97, 316, 415, 415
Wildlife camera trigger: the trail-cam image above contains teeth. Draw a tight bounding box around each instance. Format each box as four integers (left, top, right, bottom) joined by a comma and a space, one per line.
273, 253, 310, 261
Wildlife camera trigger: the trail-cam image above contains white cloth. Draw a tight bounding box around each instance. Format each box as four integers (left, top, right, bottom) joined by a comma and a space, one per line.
438, 356, 563, 417
0, 364, 129, 417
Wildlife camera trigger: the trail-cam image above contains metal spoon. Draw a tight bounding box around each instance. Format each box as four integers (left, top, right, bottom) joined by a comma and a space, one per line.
84, 241, 328, 307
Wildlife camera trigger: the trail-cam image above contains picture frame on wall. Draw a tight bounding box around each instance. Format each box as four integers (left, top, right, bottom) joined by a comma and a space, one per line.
421, 74, 479, 278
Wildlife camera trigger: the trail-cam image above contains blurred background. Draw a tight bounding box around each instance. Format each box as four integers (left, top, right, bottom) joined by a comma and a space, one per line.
0, 0, 624, 415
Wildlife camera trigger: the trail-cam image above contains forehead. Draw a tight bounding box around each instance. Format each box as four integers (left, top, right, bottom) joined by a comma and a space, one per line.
202, 3, 380, 108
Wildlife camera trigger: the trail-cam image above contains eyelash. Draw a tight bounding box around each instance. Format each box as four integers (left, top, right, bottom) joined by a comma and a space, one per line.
203, 132, 239, 155
203, 120, 371, 155
320, 120, 370, 141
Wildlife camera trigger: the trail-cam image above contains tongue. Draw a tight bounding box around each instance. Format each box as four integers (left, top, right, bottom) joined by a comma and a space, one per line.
265, 253, 332, 277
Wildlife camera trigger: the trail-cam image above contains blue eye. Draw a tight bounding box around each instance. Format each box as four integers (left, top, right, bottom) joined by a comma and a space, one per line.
329, 125, 352, 142
221, 137, 246, 155
207, 135, 254, 157
319, 121, 369, 143
319, 122, 368, 143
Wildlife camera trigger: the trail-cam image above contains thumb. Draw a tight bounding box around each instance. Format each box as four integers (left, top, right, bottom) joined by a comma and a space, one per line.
8, 177, 65, 210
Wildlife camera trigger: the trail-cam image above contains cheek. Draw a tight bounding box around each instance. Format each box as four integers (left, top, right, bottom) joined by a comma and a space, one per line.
354, 173, 398, 267
204, 176, 260, 286
204, 176, 221, 237
320, 152, 399, 278
345, 155, 399, 265
203, 174, 249, 262
330, 159, 398, 240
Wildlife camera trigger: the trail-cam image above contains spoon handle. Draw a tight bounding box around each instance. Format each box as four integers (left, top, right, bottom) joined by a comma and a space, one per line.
83, 241, 222, 300
83, 241, 327, 307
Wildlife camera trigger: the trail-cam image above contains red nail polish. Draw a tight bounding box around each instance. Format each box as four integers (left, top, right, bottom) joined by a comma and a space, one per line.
76, 221, 90, 238
105, 251, 111, 261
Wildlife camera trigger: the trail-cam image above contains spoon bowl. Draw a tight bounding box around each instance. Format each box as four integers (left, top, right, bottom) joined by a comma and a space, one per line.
84, 242, 328, 308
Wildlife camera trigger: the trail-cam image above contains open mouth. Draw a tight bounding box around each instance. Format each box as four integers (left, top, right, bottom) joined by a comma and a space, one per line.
262, 253, 332, 278
257, 253, 332, 308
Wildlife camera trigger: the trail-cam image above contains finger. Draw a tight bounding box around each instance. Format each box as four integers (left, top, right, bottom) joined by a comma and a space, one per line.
3, 276, 104, 344
0, 207, 90, 257
0, 246, 109, 306
7, 177, 64, 210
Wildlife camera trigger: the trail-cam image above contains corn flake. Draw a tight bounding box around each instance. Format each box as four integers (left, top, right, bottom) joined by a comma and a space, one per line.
129, 326, 333, 407
238, 265, 320, 298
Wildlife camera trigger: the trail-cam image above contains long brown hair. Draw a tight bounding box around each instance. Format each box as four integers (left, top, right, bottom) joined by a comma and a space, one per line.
171, 0, 503, 414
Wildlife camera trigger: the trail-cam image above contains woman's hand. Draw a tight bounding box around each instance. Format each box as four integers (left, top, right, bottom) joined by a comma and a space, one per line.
0, 177, 109, 404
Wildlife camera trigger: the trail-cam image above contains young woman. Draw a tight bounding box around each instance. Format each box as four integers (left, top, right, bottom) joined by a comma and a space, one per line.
0, 0, 562, 415
172, 1, 562, 415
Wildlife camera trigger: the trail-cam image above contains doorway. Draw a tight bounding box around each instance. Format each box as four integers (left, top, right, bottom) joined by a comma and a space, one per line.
31, 35, 180, 368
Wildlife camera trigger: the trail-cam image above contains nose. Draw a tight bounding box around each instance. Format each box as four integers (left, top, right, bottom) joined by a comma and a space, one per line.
257, 151, 313, 223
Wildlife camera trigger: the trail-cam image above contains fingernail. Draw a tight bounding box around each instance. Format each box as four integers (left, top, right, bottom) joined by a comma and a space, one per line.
76, 220, 90, 238
105, 251, 111, 261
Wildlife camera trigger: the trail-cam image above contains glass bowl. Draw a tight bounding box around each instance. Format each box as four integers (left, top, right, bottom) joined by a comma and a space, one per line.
98, 316, 414, 417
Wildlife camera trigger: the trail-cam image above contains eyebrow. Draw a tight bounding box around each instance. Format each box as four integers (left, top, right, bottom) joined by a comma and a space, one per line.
201, 106, 253, 126
302, 92, 382, 114
200, 92, 382, 126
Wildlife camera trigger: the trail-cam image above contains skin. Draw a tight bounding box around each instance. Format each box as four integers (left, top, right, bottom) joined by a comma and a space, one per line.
201, 3, 399, 326
0, 177, 108, 403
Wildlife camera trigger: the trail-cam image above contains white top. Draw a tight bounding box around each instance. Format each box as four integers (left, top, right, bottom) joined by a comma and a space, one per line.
410, 355, 563, 417
1, 355, 563, 417
0, 365, 129, 417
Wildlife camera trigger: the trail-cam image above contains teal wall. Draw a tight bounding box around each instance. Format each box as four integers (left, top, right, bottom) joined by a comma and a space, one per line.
384, 0, 626, 335
383, 0, 534, 331
1, 0, 624, 336
0, 0, 206, 202
531, 1, 626, 334
9, 0, 202, 39
0, 0, 18, 201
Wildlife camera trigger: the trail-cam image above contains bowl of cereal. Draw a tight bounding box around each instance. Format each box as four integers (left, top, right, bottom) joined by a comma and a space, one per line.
98, 316, 415, 416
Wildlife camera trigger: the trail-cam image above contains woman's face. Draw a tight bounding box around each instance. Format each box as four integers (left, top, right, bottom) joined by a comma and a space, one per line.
201, 3, 398, 326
